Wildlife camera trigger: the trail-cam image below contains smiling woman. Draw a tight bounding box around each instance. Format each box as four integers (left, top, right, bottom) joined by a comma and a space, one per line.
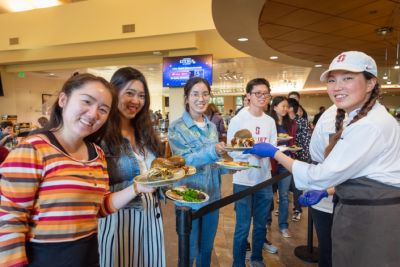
0, 73, 154, 267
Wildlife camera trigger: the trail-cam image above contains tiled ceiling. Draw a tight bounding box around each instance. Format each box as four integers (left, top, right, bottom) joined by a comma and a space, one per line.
259, 0, 400, 66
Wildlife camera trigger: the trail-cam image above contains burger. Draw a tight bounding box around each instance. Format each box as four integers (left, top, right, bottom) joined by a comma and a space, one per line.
231, 129, 255, 148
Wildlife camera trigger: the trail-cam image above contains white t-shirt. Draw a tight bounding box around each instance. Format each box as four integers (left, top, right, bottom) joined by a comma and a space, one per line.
227, 107, 277, 186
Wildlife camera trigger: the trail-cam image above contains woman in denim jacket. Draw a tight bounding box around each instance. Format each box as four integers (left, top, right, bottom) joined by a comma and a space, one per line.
168, 77, 227, 267
98, 67, 166, 267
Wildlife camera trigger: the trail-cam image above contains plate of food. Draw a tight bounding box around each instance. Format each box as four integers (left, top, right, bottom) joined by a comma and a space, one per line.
277, 133, 293, 141
151, 155, 196, 176
166, 186, 209, 203
135, 168, 186, 187
216, 160, 260, 170
226, 129, 254, 151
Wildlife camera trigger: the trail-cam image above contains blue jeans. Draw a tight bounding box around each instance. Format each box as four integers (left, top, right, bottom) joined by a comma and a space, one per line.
232, 184, 273, 267
268, 165, 291, 230
187, 209, 219, 267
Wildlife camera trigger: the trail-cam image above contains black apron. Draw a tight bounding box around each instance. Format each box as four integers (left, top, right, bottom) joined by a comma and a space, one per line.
332, 177, 400, 267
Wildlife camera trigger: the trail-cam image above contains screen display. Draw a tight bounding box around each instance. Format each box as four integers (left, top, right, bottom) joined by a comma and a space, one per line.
162, 54, 213, 87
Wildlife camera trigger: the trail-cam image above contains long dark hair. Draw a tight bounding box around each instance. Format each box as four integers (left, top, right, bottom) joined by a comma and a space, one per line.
325, 71, 380, 157
104, 67, 163, 157
183, 77, 211, 112
40, 73, 117, 144
269, 96, 292, 132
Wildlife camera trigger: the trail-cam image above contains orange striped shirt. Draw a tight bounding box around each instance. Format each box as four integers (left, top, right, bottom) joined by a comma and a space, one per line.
0, 135, 116, 267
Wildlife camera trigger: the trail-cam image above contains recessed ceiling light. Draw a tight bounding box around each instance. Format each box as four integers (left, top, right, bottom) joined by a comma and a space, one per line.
153, 51, 162, 55
314, 64, 322, 68
148, 67, 154, 71
269, 56, 278, 60
237, 37, 248, 42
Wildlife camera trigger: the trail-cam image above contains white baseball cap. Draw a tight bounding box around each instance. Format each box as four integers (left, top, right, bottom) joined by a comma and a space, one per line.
320, 51, 378, 82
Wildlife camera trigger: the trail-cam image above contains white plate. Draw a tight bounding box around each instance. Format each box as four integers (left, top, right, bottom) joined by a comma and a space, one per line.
185, 166, 196, 176
166, 188, 209, 203
277, 136, 294, 141
278, 145, 302, 152
215, 161, 259, 170
135, 168, 186, 187
224, 145, 253, 152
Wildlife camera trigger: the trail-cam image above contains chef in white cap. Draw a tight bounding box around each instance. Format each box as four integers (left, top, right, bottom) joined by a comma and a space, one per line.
244, 51, 400, 267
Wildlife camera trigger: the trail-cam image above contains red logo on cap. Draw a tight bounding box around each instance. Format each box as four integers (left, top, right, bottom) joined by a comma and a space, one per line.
337, 54, 346, 62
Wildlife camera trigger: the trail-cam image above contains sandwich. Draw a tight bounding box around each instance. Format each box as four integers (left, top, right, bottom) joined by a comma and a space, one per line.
231, 129, 255, 148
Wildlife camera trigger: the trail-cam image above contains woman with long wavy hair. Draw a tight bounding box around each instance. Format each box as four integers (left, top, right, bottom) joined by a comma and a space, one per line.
98, 67, 166, 267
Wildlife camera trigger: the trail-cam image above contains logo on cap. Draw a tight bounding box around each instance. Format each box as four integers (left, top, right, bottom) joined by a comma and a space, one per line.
337, 54, 346, 62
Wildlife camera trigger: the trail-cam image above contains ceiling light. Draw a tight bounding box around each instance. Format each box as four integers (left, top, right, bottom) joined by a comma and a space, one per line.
314, 64, 322, 68
376, 26, 393, 36
394, 42, 400, 69
382, 72, 388, 80
237, 37, 248, 42
269, 56, 278, 60
386, 80, 392, 84
153, 51, 162, 55
5, 0, 61, 12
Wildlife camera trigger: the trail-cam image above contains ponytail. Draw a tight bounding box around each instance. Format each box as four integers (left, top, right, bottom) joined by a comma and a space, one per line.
324, 72, 380, 157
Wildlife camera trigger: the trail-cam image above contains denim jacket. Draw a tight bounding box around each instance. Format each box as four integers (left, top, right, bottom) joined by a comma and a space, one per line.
168, 111, 226, 209
101, 138, 156, 210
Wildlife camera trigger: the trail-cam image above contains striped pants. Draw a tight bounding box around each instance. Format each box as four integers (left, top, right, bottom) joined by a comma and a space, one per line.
98, 193, 166, 267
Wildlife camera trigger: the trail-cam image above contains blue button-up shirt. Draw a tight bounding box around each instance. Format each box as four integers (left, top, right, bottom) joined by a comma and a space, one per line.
168, 111, 226, 209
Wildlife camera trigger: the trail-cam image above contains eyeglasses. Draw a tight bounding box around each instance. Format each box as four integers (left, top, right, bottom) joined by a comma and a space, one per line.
189, 92, 211, 99
250, 91, 271, 98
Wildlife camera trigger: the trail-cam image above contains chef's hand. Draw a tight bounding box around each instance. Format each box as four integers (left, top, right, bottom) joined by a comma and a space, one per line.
243, 142, 278, 158
298, 190, 328, 206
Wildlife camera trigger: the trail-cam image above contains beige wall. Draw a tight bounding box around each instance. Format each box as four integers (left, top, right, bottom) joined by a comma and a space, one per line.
0, 72, 64, 124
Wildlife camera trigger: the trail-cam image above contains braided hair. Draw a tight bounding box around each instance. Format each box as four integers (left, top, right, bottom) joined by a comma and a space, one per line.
324, 71, 380, 157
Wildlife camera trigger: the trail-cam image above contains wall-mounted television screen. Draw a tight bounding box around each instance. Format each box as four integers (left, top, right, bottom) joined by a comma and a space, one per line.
163, 54, 213, 87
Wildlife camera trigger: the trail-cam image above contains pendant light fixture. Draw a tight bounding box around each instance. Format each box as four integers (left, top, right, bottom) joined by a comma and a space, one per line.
383, 48, 388, 80
394, 42, 400, 69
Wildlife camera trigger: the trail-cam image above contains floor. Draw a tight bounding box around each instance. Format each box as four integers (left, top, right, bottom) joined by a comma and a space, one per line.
163, 174, 319, 267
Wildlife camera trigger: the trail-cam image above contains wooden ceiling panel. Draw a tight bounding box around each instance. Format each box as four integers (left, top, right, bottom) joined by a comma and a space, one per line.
303, 17, 359, 34
272, 9, 329, 28
266, 39, 294, 49
258, 23, 295, 39
272, 29, 320, 42
273, 0, 377, 15
259, 2, 298, 24
330, 23, 378, 38
301, 34, 346, 47
338, 0, 396, 23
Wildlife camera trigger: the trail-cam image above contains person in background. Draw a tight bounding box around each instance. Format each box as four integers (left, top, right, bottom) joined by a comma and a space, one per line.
0, 145, 9, 164
235, 94, 250, 115
288, 91, 308, 120
287, 98, 311, 221
0, 120, 15, 148
268, 96, 296, 238
228, 78, 276, 267
168, 77, 227, 267
298, 104, 338, 267
98, 67, 166, 267
205, 102, 226, 142
0, 73, 154, 267
312, 106, 326, 127
37, 116, 49, 128
245, 51, 400, 267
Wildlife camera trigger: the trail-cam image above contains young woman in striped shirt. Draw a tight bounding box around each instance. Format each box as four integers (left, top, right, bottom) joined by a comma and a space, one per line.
0, 73, 154, 267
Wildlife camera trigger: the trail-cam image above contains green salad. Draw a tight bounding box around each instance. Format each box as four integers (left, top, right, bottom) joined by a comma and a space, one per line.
172, 188, 206, 202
